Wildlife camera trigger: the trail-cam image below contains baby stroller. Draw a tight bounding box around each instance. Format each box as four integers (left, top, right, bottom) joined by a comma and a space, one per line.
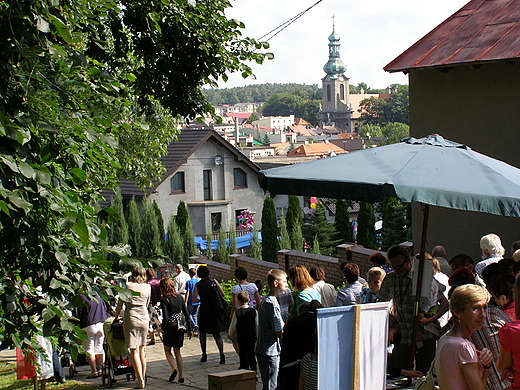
101, 317, 135, 387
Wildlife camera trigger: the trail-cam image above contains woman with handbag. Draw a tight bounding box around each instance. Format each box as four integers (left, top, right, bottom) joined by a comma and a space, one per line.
192, 265, 226, 364
159, 278, 192, 384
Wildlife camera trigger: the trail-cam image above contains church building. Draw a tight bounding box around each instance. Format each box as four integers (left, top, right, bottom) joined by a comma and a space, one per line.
319, 25, 353, 132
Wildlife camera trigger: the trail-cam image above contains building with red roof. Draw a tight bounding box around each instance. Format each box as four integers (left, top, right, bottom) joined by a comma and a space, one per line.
384, 0, 520, 262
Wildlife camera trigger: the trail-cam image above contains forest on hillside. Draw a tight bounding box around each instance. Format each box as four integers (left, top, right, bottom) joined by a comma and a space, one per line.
202, 82, 388, 105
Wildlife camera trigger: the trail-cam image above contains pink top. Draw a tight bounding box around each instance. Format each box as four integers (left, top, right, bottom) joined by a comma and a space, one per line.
435, 334, 483, 390
499, 320, 520, 390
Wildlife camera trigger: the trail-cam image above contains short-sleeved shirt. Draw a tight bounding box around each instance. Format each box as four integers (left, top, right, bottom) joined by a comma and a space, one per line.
232, 282, 258, 308
293, 288, 321, 315
336, 281, 362, 306
185, 277, 200, 306
255, 295, 283, 357
435, 334, 482, 390
499, 320, 520, 390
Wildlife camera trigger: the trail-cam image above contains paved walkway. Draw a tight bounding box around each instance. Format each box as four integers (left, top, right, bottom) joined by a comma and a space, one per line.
0, 333, 261, 390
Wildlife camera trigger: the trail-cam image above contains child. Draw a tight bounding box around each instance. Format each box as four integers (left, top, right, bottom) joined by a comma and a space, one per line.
361, 267, 386, 303
228, 291, 258, 371
488, 272, 516, 321
255, 269, 287, 390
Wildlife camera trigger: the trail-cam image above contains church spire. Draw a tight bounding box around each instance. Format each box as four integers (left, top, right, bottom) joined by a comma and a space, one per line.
323, 19, 347, 79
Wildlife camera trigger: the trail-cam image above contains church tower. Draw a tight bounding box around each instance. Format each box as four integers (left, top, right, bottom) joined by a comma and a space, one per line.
319, 24, 353, 132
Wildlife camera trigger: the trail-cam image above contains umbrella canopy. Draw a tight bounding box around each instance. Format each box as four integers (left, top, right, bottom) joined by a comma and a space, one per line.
259, 135, 520, 217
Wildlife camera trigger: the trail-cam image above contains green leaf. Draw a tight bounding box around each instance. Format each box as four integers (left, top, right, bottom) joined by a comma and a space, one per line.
18, 161, 34, 178
49, 278, 64, 289
55, 251, 68, 265
0, 200, 10, 216
126, 73, 137, 82
70, 168, 87, 183
49, 15, 73, 43
8, 194, 31, 213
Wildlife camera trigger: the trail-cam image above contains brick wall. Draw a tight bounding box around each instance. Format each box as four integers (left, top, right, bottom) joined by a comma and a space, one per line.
189, 245, 388, 285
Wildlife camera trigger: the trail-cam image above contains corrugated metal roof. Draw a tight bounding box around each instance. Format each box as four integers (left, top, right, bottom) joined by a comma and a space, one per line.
101, 129, 259, 203
385, 0, 520, 72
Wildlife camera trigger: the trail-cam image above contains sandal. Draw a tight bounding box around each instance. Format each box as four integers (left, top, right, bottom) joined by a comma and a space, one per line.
86, 373, 99, 378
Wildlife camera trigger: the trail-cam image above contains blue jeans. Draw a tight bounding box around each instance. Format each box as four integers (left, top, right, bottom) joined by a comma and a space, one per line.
187, 305, 199, 329
257, 353, 279, 390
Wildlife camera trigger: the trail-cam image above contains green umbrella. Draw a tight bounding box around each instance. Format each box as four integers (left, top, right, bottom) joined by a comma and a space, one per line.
259, 134, 520, 217
259, 134, 520, 367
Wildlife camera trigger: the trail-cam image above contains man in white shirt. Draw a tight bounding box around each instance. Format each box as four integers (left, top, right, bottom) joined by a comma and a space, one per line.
173, 264, 191, 298
475, 233, 505, 278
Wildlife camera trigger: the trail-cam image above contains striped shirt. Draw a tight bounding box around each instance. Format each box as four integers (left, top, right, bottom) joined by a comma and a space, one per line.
255, 295, 283, 357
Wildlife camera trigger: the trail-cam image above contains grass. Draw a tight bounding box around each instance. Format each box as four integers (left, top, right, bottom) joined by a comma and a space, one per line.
0, 362, 99, 390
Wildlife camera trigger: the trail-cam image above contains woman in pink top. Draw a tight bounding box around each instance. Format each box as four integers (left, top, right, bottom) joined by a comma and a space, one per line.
497, 274, 520, 389
435, 284, 493, 390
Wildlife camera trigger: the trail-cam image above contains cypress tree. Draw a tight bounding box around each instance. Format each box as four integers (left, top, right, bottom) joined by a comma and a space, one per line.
216, 224, 229, 264
247, 227, 262, 259
311, 234, 321, 255
176, 200, 197, 261
290, 223, 304, 252
309, 202, 336, 255
153, 200, 165, 252
381, 197, 408, 251
141, 198, 161, 256
127, 196, 142, 257
357, 201, 377, 250
334, 199, 351, 245
166, 215, 185, 263
286, 195, 303, 250
228, 218, 237, 255
107, 187, 129, 262
261, 197, 279, 262
279, 211, 291, 250
205, 229, 213, 261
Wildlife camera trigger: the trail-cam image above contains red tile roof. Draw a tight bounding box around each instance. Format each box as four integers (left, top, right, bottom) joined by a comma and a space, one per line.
385, 0, 520, 73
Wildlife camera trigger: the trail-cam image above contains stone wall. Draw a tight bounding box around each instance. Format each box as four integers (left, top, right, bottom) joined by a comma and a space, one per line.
189, 255, 230, 281
229, 254, 279, 284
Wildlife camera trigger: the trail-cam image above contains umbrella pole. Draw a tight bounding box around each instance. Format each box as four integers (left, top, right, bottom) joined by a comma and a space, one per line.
409, 204, 430, 369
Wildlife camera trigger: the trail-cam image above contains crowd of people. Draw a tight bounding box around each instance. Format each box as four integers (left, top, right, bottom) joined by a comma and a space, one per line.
20, 232, 520, 390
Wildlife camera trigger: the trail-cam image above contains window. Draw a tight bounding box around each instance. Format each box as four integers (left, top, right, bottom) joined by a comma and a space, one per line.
340, 84, 345, 100
234, 168, 247, 188
327, 85, 331, 102
170, 172, 185, 193
211, 212, 222, 232
203, 170, 212, 201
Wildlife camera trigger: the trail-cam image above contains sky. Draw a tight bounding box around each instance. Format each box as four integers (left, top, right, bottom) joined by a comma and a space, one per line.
219, 0, 470, 90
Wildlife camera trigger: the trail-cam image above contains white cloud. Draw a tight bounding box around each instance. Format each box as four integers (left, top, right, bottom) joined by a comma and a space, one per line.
220, 0, 468, 89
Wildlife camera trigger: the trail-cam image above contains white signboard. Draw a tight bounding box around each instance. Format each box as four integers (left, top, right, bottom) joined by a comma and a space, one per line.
317, 302, 390, 390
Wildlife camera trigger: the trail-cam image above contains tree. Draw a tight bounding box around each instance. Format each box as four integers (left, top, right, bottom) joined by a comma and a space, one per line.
216, 224, 229, 264
247, 229, 262, 260
176, 201, 197, 262
356, 202, 377, 250
358, 124, 383, 140
107, 188, 129, 262
0, 0, 273, 352
245, 113, 260, 124
261, 197, 278, 262
262, 134, 271, 145
262, 92, 321, 126
279, 211, 291, 251
311, 234, 321, 255
228, 218, 238, 255
334, 200, 351, 245
286, 196, 303, 250
127, 197, 143, 258
205, 229, 213, 261
381, 198, 408, 251
141, 198, 162, 257
165, 215, 184, 264
358, 84, 409, 127
382, 122, 410, 145
153, 201, 165, 246
308, 202, 336, 255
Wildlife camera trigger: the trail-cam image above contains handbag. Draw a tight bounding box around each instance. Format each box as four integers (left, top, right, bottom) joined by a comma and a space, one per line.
166, 312, 187, 332
414, 359, 438, 390
210, 279, 228, 316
